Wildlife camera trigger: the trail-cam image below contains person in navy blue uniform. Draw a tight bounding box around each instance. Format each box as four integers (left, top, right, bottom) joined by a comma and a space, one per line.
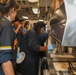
13, 18, 26, 74
13, 18, 22, 48
12, 18, 22, 73
34, 22, 48, 75
21, 22, 55, 75
0, 0, 19, 75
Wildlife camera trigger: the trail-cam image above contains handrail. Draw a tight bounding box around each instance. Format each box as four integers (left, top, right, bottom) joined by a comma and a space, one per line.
51, 35, 62, 44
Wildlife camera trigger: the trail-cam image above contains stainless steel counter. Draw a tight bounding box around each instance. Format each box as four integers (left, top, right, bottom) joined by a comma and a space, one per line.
45, 53, 76, 75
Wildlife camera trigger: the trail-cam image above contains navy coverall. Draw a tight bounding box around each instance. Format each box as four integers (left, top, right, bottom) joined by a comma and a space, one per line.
37, 33, 48, 75
21, 30, 40, 75
0, 16, 16, 75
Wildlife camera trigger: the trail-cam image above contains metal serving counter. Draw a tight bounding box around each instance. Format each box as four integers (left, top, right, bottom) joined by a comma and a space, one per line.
46, 52, 76, 75
50, 53, 76, 62
38, 52, 76, 75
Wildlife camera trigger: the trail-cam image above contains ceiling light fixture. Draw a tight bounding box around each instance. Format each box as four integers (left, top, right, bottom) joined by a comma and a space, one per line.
28, 0, 39, 3
32, 8, 39, 14
22, 16, 29, 19
39, 19, 43, 22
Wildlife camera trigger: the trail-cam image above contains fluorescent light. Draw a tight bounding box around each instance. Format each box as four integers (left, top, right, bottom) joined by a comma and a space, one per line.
22, 16, 28, 19
39, 19, 43, 22
28, 0, 39, 2
32, 8, 39, 14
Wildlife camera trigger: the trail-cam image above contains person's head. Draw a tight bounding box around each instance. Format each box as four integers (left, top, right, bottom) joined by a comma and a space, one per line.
0, 0, 19, 21
24, 21, 30, 30
13, 18, 20, 27
33, 22, 36, 28
19, 19, 25, 27
34, 22, 46, 35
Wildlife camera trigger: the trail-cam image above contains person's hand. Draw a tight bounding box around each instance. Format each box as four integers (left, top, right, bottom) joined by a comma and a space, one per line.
48, 44, 55, 52
18, 24, 21, 29
13, 39, 18, 50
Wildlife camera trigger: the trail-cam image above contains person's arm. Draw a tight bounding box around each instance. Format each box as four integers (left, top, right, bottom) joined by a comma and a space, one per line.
0, 23, 15, 75
14, 24, 21, 34
2, 61, 15, 75
28, 30, 55, 53
22, 27, 27, 35
13, 39, 18, 50
40, 46, 47, 51
28, 30, 48, 52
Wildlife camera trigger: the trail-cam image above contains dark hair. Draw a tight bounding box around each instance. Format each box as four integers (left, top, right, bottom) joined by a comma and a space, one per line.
24, 21, 30, 26
19, 19, 25, 23
34, 22, 46, 32
0, 0, 19, 15
33, 23, 36, 26
13, 17, 19, 22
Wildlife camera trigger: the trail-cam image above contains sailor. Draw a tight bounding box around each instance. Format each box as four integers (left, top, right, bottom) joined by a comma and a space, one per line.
0, 0, 19, 75
21, 21, 55, 75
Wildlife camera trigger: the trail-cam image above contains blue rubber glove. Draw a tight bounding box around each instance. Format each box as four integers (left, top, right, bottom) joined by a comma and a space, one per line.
48, 44, 55, 52
17, 52, 20, 58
